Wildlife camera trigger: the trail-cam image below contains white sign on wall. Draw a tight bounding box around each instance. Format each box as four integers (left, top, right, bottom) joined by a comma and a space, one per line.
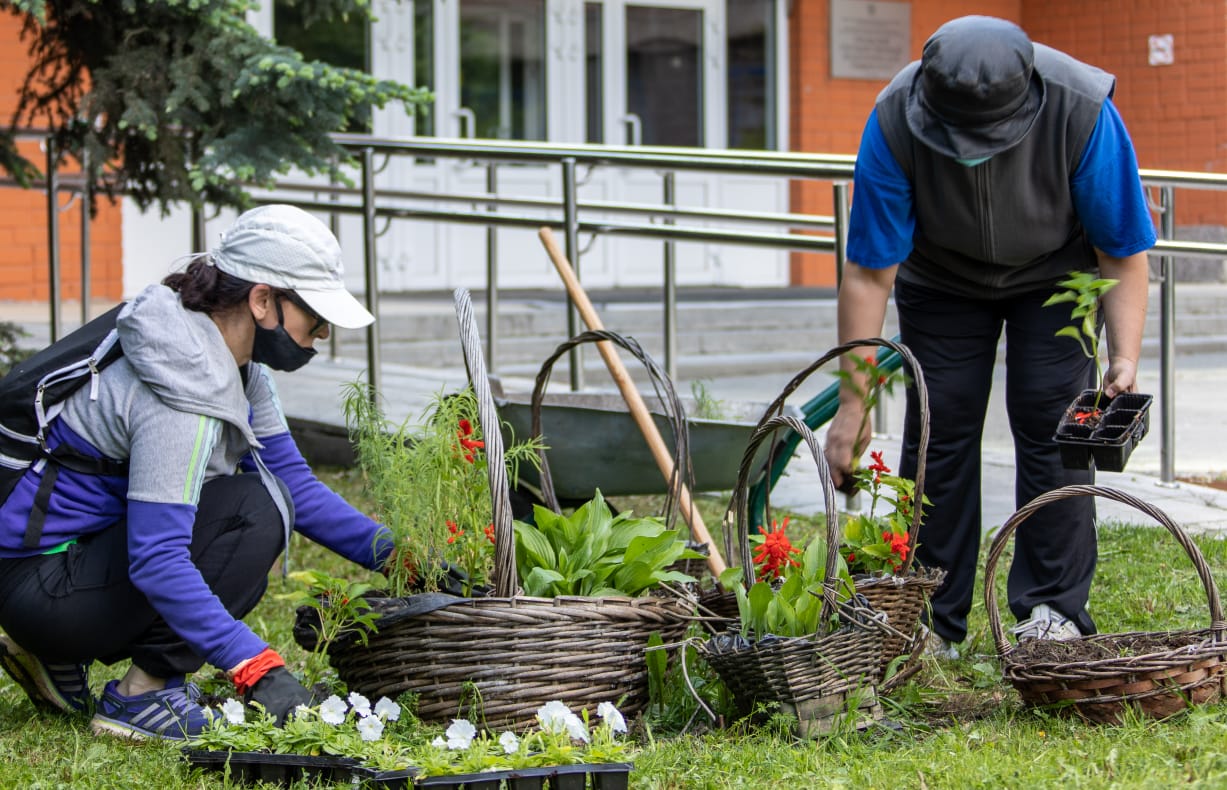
1148, 34, 1174, 66
830, 0, 912, 81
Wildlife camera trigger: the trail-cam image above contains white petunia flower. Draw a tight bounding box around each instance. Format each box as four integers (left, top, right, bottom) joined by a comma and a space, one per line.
356, 714, 385, 742
596, 701, 627, 734
221, 698, 246, 725
563, 712, 589, 743
498, 731, 519, 755
536, 700, 572, 734
348, 692, 372, 718
319, 695, 348, 725
445, 718, 477, 750
374, 697, 402, 722
431, 736, 447, 748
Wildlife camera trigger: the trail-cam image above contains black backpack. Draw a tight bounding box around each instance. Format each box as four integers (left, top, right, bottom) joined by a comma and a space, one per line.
0, 304, 129, 548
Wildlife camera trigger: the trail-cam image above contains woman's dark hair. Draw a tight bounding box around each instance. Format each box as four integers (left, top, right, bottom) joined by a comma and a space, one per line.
162, 257, 256, 314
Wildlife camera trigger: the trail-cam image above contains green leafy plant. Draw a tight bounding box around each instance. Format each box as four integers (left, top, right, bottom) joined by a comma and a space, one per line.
840, 450, 928, 576
284, 569, 380, 687
718, 528, 852, 641
513, 490, 702, 597
0, 321, 33, 377
689, 379, 727, 420
1043, 270, 1120, 410
343, 383, 543, 597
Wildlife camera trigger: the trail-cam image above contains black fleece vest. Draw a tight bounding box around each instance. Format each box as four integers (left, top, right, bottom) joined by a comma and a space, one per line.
875, 44, 1115, 297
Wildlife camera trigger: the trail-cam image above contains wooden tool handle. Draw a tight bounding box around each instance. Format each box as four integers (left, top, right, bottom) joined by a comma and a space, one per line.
538, 226, 728, 579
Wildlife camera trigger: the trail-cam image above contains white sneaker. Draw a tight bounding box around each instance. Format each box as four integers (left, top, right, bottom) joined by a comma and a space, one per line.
919, 625, 960, 660
1011, 604, 1082, 642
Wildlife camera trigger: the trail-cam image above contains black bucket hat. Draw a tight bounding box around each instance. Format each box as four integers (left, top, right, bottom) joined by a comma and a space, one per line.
906, 16, 1046, 160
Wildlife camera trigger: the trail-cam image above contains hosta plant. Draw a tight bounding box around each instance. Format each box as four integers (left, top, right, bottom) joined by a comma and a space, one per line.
514, 490, 702, 597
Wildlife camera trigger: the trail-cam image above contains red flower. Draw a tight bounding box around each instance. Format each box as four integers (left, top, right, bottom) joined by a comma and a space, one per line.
456, 420, 485, 463
882, 530, 910, 567
446, 519, 464, 544
753, 517, 801, 580
864, 354, 887, 385
484, 523, 496, 544
1073, 409, 1098, 425
868, 450, 890, 484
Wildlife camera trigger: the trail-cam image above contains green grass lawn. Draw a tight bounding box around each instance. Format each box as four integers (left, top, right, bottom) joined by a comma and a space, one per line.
2, 469, 1226, 789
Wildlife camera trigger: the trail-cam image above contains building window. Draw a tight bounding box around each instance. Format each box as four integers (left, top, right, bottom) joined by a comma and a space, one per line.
727, 0, 775, 150
585, 3, 603, 144
626, 5, 703, 147
274, 0, 370, 131
460, 0, 547, 140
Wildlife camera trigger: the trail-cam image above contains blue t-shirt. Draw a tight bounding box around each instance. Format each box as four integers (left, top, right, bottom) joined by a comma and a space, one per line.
846, 99, 1156, 269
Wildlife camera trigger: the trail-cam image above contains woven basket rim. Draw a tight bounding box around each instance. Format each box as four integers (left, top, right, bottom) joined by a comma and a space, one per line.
985, 484, 1227, 666
1001, 628, 1227, 673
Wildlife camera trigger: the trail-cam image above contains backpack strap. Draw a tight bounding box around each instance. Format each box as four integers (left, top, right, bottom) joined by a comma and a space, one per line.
21, 444, 128, 550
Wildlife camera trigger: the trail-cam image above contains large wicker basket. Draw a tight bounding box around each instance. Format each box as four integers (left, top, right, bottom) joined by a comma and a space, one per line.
986, 484, 1227, 724
306, 289, 692, 728
723, 338, 945, 686
698, 414, 886, 737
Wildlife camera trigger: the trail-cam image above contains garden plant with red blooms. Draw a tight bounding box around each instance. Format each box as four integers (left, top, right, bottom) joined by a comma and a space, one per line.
839, 449, 926, 576
752, 517, 802, 580
342, 384, 543, 597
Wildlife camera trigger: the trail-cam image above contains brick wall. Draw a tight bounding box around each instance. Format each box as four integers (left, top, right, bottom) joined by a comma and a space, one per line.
0, 15, 123, 304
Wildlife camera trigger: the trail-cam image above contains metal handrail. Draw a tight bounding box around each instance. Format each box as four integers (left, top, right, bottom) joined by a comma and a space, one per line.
21, 131, 1227, 485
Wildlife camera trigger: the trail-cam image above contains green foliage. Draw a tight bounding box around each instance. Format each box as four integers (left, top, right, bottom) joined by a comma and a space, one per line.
2, 0, 431, 212
723, 535, 851, 641
688, 379, 727, 420
0, 321, 33, 377
514, 491, 702, 597
1044, 270, 1119, 405
343, 383, 543, 597
834, 350, 910, 459
283, 569, 379, 687
839, 450, 929, 576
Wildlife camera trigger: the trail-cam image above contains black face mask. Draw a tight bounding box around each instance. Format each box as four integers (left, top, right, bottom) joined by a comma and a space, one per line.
251, 299, 317, 372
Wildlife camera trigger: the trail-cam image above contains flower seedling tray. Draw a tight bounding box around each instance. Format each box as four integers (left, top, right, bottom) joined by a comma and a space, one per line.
183, 749, 366, 786
1053, 390, 1153, 472
361, 762, 633, 790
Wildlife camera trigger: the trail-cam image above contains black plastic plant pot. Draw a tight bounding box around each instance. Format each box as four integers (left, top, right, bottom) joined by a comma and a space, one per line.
1053, 390, 1154, 473
361, 762, 633, 790
182, 749, 365, 786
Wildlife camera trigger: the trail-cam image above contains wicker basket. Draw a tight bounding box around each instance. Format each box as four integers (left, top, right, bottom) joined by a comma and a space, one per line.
309, 289, 692, 728
986, 484, 1227, 724
698, 414, 886, 736
721, 338, 945, 686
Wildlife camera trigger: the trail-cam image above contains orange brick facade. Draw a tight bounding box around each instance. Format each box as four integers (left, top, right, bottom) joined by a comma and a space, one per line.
0, 15, 124, 304
1, 3, 1224, 297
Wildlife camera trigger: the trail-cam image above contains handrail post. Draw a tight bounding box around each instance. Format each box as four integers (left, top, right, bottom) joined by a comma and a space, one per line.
361, 146, 382, 404
1158, 186, 1176, 486
486, 162, 499, 371
662, 170, 678, 381
562, 157, 583, 390
46, 136, 61, 342
833, 180, 850, 290
191, 205, 206, 253
80, 148, 91, 325
328, 164, 342, 361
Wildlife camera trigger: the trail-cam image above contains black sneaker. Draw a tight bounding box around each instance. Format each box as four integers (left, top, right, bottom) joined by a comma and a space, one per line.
0, 633, 92, 714
91, 677, 209, 740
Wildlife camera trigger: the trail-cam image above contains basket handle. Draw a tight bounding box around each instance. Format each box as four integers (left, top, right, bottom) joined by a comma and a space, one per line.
527, 330, 696, 534
453, 288, 517, 597
746, 338, 929, 574
731, 413, 842, 629
984, 484, 1227, 659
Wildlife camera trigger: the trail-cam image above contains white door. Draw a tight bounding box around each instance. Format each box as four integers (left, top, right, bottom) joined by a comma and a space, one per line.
338, 1, 788, 290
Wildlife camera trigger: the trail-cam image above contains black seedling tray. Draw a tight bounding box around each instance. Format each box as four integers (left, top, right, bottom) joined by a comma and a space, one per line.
183, 749, 366, 786
1053, 390, 1153, 472
360, 762, 632, 790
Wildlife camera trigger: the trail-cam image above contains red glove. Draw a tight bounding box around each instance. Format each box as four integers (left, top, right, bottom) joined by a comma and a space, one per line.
230, 647, 286, 696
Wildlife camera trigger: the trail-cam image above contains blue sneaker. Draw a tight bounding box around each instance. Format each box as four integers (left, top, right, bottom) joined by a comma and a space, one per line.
0, 633, 92, 714
91, 676, 209, 740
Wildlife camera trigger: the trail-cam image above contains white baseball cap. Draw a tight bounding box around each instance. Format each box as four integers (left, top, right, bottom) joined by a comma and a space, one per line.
210, 204, 375, 329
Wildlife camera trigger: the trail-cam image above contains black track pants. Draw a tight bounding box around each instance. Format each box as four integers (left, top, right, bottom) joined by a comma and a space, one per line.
894, 279, 1098, 643
0, 474, 285, 677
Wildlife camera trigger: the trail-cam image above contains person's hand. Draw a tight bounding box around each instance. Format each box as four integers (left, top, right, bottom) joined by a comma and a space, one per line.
824, 405, 870, 493
1102, 357, 1138, 398
244, 666, 314, 725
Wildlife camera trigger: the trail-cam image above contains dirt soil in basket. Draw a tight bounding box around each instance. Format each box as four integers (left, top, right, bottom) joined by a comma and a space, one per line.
1010, 633, 1211, 665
